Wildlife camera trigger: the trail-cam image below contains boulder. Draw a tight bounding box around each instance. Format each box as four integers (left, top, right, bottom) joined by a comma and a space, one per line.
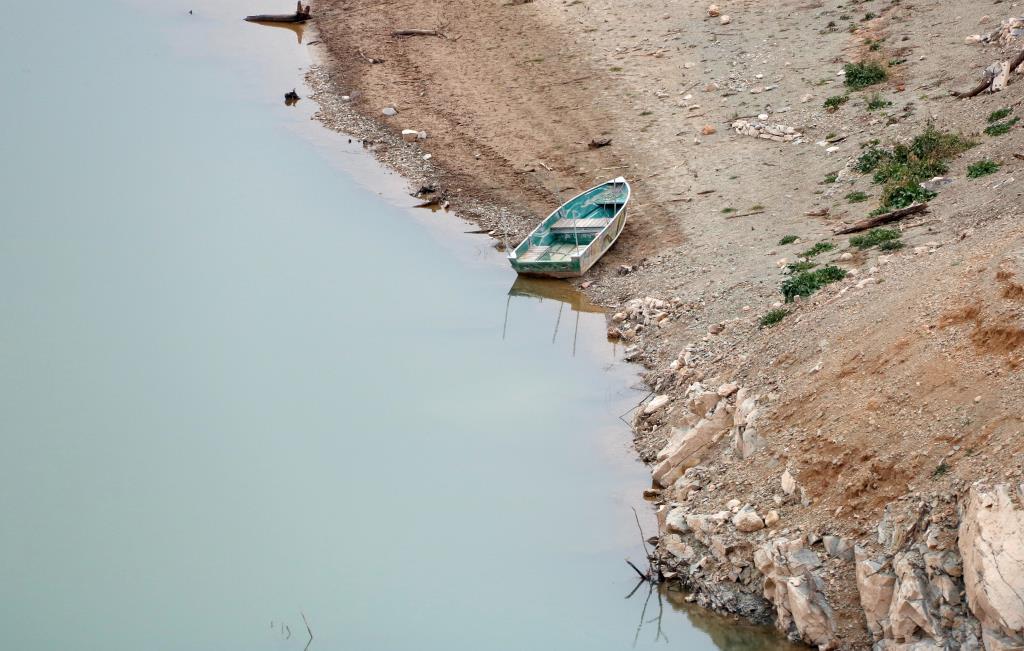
733, 507, 765, 533
665, 506, 691, 534
959, 482, 1024, 650
765, 510, 780, 528
401, 129, 419, 142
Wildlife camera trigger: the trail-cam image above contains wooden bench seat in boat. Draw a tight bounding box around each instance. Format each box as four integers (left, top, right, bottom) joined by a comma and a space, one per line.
550, 217, 614, 232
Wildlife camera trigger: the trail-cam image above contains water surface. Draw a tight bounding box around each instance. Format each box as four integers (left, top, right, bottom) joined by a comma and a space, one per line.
0, 2, 793, 649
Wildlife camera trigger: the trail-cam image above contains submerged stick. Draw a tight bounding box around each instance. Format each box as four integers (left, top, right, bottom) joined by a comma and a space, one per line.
301, 611, 313, 651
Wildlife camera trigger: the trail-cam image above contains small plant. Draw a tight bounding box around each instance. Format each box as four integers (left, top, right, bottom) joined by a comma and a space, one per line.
869, 41, 881, 51
778, 235, 798, 245
639, 110, 653, 116
888, 58, 907, 66
609, 66, 623, 72
824, 95, 849, 111
800, 241, 836, 258
721, 207, 737, 214
932, 461, 950, 478
863, 12, 877, 21
882, 182, 936, 210
877, 239, 905, 251
760, 309, 789, 328
844, 61, 888, 90
866, 94, 891, 111
846, 191, 870, 203
781, 265, 847, 302
984, 118, 1019, 137
850, 228, 901, 249
987, 107, 1012, 123
968, 160, 1000, 178
823, 171, 839, 184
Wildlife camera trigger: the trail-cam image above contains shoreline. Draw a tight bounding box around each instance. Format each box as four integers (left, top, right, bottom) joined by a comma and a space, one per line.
305, 2, 1024, 649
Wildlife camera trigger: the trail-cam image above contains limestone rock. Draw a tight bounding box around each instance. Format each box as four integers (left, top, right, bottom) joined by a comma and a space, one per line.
652, 405, 732, 487
765, 509, 780, 528
782, 469, 798, 496
755, 538, 836, 648
707, 4, 720, 17
401, 129, 419, 142
959, 482, 1024, 650
733, 507, 765, 533
666, 506, 691, 534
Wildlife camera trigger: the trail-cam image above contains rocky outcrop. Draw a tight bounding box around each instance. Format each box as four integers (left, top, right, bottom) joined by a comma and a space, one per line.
959, 482, 1024, 650
754, 538, 838, 649
854, 496, 982, 650
651, 384, 732, 486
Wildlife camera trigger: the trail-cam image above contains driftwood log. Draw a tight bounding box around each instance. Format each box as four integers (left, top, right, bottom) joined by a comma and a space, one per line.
953, 48, 1024, 98
832, 203, 929, 235
245, 1, 311, 23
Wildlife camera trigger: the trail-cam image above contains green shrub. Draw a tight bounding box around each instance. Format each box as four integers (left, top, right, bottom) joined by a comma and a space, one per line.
985, 118, 1019, 136
778, 235, 798, 245
967, 160, 1000, 178
881, 182, 936, 210
850, 228, 901, 249
760, 309, 789, 328
856, 126, 975, 210
877, 239, 905, 251
988, 108, 1012, 123
846, 191, 870, 203
781, 266, 848, 302
844, 61, 888, 90
824, 95, 849, 111
823, 171, 839, 184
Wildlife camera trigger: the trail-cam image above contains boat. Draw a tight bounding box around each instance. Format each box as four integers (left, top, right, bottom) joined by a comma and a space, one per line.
508, 177, 631, 278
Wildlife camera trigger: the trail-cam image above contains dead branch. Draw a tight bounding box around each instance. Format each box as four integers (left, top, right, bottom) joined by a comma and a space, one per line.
832, 203, 929, 234
952, 72, 995, 99
392, 29, 448, 39
301, 612, 313, 651
626, 559, 650, 581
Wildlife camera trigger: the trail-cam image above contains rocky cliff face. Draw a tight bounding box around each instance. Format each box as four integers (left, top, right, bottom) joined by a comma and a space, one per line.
652, 466, 1024, 649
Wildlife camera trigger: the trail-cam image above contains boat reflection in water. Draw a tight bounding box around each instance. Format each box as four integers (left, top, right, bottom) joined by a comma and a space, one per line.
503, 276, 612, 356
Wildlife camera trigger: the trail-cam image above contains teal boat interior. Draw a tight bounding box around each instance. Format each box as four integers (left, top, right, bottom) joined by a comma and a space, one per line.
515, 182, 628, 263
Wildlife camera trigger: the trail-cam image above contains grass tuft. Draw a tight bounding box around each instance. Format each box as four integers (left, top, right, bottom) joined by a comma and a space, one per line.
846, 191, 870, 203
760, 309, 789, 328
800, 241, 836, 258
866, 93, 891, 111
877, 239, 905, 251
781, 266, 847, 302
778, 235, 798, 245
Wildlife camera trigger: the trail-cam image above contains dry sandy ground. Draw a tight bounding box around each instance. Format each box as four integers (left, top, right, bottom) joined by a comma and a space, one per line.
310, 0, 1024, 646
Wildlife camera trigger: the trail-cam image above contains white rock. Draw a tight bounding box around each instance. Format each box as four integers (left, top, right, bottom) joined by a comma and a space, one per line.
717, 382, 739, 397
781, 469, 798, 495
719, 15, 731, 25
644, 394, 671, 415
707, 4, 720, 17
732, 507, 765, 532
765, 509, 780, 527
401, 129, 419, 142
839, 252, 853, 261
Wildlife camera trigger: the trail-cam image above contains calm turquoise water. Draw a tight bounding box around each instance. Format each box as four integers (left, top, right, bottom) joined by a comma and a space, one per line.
0, 2, 791, 649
